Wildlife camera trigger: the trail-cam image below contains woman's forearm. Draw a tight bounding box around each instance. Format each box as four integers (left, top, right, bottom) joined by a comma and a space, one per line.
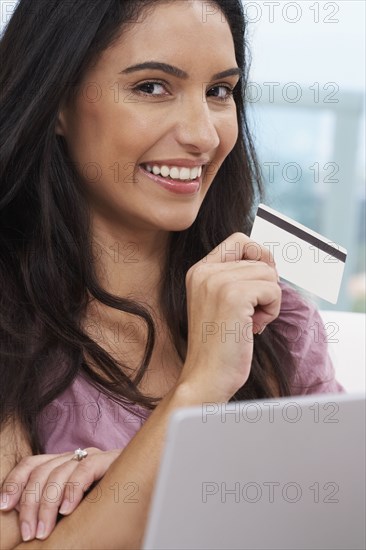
13, 382, 209, 550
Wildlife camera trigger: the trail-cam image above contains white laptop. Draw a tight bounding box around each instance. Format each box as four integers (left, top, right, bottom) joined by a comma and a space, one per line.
142, 393, 365, 550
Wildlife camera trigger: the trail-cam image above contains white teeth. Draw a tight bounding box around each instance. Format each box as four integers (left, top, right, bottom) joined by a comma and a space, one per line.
191, 167, 199, 179
160, 165, 170, 178
180, 167, 191, 180
143, 163, 203, 181
170, 167, 180, 180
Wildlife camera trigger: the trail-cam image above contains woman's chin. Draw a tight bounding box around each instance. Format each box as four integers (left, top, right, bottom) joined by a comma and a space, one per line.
158, 216, 199, 233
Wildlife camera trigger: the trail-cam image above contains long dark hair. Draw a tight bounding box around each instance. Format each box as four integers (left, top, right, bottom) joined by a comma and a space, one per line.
0, 0, 295, 454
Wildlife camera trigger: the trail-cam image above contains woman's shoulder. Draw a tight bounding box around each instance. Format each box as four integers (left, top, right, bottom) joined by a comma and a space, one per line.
275, 280, 320, 335
272, 281, 345, 396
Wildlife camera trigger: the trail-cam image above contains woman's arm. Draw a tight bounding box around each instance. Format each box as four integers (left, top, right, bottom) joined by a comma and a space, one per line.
1, 382, 214, 550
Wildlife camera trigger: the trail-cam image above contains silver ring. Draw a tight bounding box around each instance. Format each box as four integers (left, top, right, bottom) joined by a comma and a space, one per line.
71, 448, 88, 461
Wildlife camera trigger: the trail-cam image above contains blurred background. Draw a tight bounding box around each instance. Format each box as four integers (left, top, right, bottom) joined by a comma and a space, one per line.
1, 0, 365, 312
243, 0, 365, 312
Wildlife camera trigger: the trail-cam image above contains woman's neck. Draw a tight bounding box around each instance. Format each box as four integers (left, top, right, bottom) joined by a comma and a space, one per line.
89, 215, 170, 306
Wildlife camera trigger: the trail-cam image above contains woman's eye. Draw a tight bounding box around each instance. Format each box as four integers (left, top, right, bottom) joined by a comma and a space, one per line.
133, 81, 168, 96
131, 82, 235, 101
207, 85, 234, 101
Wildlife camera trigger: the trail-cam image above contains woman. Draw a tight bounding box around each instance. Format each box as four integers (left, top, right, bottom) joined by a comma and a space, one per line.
0, 0, 343, 547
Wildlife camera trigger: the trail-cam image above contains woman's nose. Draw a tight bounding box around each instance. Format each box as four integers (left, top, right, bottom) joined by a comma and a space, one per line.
174, 95, 220, 152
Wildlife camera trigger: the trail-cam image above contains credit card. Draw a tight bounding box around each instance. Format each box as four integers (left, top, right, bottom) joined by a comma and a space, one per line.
250, 203, 347, 304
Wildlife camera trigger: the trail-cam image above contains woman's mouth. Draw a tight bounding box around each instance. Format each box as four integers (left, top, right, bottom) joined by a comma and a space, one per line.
138, 163, 203, 195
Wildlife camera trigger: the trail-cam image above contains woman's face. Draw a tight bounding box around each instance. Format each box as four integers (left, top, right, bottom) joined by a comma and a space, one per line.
56, 0, 240, 233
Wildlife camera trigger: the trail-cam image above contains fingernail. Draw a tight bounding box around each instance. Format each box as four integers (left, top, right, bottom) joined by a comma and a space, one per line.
21, 521, 31, 542
257, 324, 266, 335
0, 494, 9, 510
36, 520, 46, 539
59, 499, 71, 515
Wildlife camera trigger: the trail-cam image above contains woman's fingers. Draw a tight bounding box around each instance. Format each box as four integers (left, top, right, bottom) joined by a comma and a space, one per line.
193, 231, 276, 268
17, 448, 121, 541
57, 449, 121, 517
15, 455, 79, 541
242, 237, 275, 266
0, 453, 69, 511
194, 259, 278, 282
247, 280, 282, 333
35, 449, 120, 540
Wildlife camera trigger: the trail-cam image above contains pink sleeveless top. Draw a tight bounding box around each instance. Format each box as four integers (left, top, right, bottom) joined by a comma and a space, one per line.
38, 283, 345, 453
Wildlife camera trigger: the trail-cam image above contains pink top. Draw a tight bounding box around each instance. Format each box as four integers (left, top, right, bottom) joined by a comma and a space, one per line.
38, 282, 345, 453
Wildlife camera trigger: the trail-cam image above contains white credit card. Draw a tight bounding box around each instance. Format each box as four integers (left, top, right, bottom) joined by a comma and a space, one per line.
250, 203, 347, 304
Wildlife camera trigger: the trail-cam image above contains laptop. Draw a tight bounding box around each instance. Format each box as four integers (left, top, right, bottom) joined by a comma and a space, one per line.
142, 392, 365, 549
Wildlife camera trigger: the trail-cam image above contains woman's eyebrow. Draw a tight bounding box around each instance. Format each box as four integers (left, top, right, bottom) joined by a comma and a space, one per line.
119, 61, 242, 80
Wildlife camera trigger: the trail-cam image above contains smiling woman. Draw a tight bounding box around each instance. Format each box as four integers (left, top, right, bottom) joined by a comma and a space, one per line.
0, 1, 343, 549
55, 2, 240, 235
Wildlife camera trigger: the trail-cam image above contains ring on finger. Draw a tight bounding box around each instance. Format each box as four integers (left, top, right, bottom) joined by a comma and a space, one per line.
71, 448, 88, 461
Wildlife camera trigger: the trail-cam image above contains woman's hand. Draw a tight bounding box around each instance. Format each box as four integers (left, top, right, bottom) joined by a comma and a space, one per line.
0, 447, 121, 541
178, 232, 281, 402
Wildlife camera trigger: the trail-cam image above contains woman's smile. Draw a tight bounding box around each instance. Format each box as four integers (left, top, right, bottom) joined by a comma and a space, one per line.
137, 158, 209, 195
138, 164, 202, 195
